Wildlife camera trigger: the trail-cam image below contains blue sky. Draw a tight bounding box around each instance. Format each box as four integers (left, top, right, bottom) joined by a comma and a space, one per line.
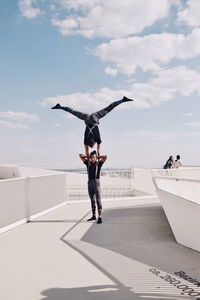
1, 0, 200, 169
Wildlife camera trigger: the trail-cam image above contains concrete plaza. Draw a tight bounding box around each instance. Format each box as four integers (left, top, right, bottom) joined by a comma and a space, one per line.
1, 197, 200, 300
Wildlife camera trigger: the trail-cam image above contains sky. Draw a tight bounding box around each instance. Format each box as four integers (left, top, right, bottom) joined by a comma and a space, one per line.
1, 0, 200, 169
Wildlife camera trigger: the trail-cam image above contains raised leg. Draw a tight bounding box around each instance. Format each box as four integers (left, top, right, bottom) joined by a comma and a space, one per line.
94, 96, 134, 119
51, 103, 89, 121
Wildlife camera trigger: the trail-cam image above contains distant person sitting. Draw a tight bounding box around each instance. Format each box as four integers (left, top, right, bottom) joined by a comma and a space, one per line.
174, 155, 182, 168
163, 156, 174, 169
79, 150, 107, 224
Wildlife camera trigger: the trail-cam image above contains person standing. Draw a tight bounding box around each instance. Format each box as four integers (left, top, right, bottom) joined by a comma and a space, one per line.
163, 156, 174, 169
174, 155, 182, 168
79, 150, 107, 224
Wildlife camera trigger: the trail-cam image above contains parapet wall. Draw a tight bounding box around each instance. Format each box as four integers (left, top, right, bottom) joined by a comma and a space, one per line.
0, 165, 157, 233
133, 168, 157, 195
0, 166, 67, 233
153, 167, 200, 252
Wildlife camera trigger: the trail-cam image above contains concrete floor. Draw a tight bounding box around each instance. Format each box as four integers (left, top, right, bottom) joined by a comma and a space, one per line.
1, 197, 200, 300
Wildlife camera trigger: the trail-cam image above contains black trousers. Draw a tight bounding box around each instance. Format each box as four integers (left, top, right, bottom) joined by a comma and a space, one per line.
88, 179, 102, 214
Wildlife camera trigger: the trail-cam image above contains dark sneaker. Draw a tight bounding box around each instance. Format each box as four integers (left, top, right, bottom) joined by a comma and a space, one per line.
97, 217, 102, 224
87, 216, 96, 221
51, 103, 61, 109
122, 96, 134, 102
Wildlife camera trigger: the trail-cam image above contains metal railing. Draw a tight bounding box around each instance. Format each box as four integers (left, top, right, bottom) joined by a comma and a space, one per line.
152, 167, 200, 179
153, 176, 200, 204
66, 169, 134, 201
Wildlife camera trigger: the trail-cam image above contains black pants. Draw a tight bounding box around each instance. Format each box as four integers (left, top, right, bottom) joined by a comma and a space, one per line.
88, 179, 102, 215
59, 99, 124, 125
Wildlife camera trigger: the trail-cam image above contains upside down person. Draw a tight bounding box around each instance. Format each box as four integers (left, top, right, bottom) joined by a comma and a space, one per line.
51, 96, 133, 157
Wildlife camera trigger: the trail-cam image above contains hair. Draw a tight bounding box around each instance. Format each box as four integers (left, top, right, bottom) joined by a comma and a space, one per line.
90, 150, 97, 157
176, 155, 180, 160
88, 139, 96, 148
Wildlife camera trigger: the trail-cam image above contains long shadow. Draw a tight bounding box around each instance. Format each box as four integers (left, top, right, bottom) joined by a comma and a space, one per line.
40, 284, 185, 300
81, 205, 200, 278
40, 203, 197, 300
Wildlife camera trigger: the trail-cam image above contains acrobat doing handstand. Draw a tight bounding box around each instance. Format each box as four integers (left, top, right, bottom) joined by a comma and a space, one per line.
51, 96, 133, 157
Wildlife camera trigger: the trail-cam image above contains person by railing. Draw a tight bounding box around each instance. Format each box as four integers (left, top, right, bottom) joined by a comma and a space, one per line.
163, 156, 174, 169
174, 155, 182, 168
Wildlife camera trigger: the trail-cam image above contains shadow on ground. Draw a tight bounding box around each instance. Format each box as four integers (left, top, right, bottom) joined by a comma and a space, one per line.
82, 204, 200, 278
40, 284, 185, 300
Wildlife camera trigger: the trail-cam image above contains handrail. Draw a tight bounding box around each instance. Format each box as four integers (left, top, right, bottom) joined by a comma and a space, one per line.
154, 176, 200, 183
153, 176, 200, 204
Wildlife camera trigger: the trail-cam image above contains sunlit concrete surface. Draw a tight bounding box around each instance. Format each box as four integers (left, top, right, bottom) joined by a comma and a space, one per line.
1, 197, 200, 300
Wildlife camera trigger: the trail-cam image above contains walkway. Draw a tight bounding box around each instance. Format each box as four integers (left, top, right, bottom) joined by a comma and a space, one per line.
1, 197, 200, 300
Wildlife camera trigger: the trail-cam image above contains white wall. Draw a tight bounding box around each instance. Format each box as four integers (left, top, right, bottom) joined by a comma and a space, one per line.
156, 188, 200, 252
133, 168, 157, 195
26, 174, 67, 217
153, 167, 200, 180
0, 178, 27, 228
0, 166, 156, 232
0, 165, 21, 179
19, 167, 63, 177
0, 169, 67, 232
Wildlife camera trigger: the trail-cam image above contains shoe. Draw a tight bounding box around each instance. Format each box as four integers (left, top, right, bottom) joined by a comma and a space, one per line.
87, 216, 96, 221
51, 103, 61, 109
122, 96, 134, 102
97, 217, 102, 224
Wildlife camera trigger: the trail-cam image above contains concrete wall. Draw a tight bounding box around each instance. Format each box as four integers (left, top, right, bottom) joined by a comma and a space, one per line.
0, 166, 157, 233
0, 178, 27, 228
19, 167, 62, 177
133, 168, 157, 195
153, 167, 200, 180
156, 188, 200, 252
0, 165, 21, 179
0, 168, 67, 233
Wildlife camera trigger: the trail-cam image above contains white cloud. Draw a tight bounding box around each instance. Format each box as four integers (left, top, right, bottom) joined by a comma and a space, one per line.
42, 89, 135, 110
183, 131, 200, 137
182, 112, 194, 117
178, 0, 200, 27
51, 18, 78, 35
123, 130, 176, 142
185, 122, 200, 127
169, 0, 182, 7
42, 66, 200, 110
105, 67, 118, 76
0, 120, 29, 130
49, 4, 56, 11
18, 0, 42, 19
0, 111, 39, 123
52, 0, 171, 38
93, 28, 200, 74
